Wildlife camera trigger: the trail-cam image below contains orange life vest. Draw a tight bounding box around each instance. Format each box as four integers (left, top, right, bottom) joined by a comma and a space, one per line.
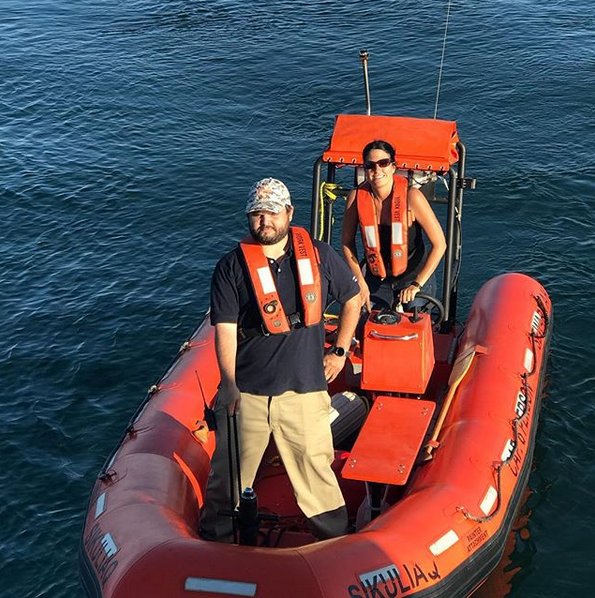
239, 226, 322, 335
356, 175, 409, 279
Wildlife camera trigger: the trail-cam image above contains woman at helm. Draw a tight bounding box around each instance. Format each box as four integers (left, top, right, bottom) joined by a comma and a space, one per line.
341, 139, 446, 312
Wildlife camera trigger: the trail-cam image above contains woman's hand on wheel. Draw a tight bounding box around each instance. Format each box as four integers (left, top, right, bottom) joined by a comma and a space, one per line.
400, 284, 420, 305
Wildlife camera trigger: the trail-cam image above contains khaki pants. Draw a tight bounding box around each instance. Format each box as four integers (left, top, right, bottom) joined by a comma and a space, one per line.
200, 390, 346, 542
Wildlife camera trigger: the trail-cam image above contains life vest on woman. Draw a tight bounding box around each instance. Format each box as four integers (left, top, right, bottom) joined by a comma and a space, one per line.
356, 174, 409, 279
239, 226, 322, 334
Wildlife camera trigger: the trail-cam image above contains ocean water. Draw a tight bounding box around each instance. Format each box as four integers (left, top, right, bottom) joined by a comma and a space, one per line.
1, 0, 594, 596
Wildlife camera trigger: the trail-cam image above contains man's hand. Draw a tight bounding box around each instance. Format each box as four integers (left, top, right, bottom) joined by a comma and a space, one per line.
214, 322, 240, 415
218, 380, 242, 415
358, 279, 372, 312
323, 352, 347, 383
324, 292, 359, 383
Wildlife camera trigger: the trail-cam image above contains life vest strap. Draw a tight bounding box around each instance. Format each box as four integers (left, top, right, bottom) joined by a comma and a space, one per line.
238, 311, 304, 341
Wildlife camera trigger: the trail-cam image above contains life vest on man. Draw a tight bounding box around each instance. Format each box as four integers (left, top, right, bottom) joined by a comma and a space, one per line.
356, 174, 409, 279
239, 226, 322, 334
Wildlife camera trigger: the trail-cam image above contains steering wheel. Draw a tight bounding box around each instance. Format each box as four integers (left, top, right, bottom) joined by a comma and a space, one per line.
410, 293, 445, 328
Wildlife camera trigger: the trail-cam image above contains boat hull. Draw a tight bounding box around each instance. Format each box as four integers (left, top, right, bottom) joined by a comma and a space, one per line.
80, 272, 552, 598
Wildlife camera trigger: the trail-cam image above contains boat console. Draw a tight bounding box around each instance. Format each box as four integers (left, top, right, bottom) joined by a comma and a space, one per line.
326, 306, 439, 488
361, 309, 435, 394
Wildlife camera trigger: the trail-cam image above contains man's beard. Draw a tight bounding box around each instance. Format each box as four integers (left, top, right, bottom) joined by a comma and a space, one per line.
249, 221, 290, 245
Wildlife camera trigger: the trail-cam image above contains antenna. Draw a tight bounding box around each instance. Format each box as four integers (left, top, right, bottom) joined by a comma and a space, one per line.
359, 49, 372, 115
434, 0, 453, 119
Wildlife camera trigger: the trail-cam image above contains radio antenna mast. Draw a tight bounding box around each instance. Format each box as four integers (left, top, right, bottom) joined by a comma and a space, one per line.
360, 49, 372, 115
433, 0, 453, 119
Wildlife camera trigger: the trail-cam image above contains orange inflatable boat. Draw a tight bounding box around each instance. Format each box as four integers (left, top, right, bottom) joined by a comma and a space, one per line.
80, 112, 552, 598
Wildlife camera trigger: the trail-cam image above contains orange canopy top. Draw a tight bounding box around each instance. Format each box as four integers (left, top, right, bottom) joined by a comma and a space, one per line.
322, 114, 460, 172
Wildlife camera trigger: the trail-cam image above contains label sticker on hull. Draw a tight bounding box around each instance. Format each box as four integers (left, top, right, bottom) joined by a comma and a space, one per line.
348, 561, 441, 597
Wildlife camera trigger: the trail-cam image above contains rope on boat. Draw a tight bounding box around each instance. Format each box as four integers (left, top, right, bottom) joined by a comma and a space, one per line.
318, 181, 346, 240
457, 294, 550, 523
97, 332, 198, 478
433, 0, 453, 119
532, 294, 550, 342
457, 376, 533, 524
526, 293, 549, 376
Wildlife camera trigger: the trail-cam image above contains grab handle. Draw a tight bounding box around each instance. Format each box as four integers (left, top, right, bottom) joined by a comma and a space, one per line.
369, 331, 419, 341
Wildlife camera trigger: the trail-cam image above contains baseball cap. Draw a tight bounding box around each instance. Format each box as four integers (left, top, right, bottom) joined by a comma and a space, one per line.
245, 178, 292, 214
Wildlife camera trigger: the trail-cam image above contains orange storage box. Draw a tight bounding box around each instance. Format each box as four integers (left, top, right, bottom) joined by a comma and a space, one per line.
360, 311, 435, 394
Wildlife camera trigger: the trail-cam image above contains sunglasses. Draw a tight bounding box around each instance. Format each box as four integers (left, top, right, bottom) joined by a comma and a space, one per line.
364, 158, 393, 170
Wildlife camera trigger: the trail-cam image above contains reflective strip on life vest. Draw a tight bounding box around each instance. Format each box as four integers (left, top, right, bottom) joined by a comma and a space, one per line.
297, 259, 314, 285
256, 266, 276, 295
363, 225, 378, 248
391, 222, 403, 245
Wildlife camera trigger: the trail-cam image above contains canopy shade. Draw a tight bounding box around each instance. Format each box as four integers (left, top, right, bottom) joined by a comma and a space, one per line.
322, 114, 460, 172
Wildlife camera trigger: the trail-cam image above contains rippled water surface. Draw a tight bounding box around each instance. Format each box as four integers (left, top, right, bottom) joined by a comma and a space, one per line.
2, 1, 594, 596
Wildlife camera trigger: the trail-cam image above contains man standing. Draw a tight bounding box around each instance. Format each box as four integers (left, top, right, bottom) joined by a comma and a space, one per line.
200, 177, 360, 542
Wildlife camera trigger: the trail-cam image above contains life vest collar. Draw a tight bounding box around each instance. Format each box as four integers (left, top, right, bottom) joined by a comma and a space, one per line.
239, 226, 322, 335
356, 175, 409, 279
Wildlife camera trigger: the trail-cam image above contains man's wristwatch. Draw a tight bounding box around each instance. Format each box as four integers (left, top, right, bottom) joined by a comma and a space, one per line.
330, 345, 348, 357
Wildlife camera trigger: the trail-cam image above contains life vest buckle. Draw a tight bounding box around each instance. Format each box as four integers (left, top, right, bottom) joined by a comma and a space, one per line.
287, 312, 302, 328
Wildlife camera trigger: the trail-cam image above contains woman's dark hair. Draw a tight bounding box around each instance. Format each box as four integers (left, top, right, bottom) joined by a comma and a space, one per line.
362, 139, 396, 162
